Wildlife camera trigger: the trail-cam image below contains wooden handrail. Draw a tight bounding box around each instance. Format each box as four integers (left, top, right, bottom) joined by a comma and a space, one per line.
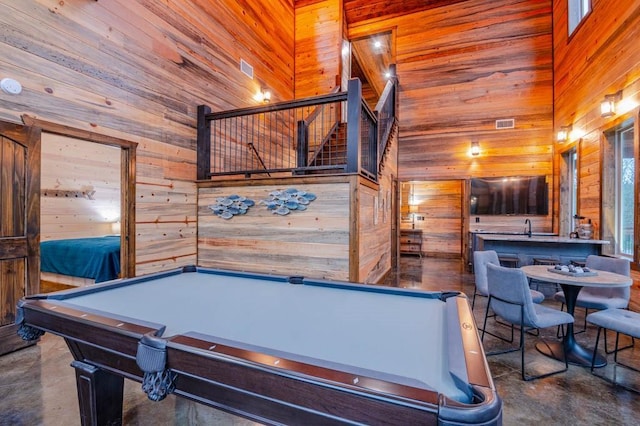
206, 91, 347, 121
374, 79, 395, 113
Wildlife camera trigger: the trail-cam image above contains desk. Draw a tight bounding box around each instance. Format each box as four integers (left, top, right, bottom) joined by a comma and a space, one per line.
520, 265, 632, 367
17, 266, 502, 425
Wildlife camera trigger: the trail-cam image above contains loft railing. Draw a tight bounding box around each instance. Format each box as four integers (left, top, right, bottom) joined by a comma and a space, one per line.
197, 76, 397, 182
297, 86, 342, 171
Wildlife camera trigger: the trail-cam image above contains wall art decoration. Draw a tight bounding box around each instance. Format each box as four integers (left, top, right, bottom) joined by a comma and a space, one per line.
260, 188, 317, 215
209, 195, 255, 219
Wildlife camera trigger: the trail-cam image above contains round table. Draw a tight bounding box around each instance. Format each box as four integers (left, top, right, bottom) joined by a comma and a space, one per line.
520, 264, 632, 367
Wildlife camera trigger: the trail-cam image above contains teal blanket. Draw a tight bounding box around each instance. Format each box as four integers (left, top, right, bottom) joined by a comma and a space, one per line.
40, 236, 120, 283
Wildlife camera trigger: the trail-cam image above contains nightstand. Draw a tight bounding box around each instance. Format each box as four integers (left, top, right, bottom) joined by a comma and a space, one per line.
400, 229, 423, 257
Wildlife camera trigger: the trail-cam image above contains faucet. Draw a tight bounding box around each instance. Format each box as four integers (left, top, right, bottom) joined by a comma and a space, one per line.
524, 218, 532, 238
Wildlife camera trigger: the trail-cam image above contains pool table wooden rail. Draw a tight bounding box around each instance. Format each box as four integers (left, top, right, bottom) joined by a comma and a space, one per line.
16, 267, 502, 425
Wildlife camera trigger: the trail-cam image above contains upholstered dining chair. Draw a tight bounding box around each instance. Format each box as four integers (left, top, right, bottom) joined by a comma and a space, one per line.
473, 250, 544, 309
482, 263, 574, 381
587, 308, 640, 390
554, 255, 631, 342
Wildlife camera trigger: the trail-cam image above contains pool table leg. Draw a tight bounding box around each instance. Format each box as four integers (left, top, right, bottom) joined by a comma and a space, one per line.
71, 360, 124, 426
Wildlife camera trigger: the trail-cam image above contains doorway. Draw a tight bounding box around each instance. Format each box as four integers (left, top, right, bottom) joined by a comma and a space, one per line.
25, 117, 137, 285
0, 118, 136, 354
399, 180, 464, 258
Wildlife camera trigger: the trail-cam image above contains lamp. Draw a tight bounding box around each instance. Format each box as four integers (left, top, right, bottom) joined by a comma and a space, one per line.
260, 88, 271, 103
470, 140, 480, 156
409, 204, 419, 229
556, 125, 571, 142
600, 91, 622, 118
111, 221, 121, 235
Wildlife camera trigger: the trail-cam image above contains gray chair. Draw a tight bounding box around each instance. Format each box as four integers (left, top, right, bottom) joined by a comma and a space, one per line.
482, 263, 574, 381
554, 255, 631, 337
473, 250, 544, 309
587, 308, 640, 390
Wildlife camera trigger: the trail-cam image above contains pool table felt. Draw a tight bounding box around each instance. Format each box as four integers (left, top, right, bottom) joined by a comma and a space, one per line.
55, 271, 469, 402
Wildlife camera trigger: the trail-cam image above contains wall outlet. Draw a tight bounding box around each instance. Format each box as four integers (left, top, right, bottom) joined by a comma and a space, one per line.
475, 217, 480, 223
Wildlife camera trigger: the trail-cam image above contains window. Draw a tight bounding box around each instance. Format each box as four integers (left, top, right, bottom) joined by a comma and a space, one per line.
616, 124, 635, 257
602, 119, 637, 261
560, 148, 578, 236
568, 0, 591, 35
568, 149, 578, 220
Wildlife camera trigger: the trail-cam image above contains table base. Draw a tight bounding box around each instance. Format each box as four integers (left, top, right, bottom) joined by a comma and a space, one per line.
536, 340, 606, 368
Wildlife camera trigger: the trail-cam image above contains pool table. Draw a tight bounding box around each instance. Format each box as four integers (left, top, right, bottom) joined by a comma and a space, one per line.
17, 266, 502, 425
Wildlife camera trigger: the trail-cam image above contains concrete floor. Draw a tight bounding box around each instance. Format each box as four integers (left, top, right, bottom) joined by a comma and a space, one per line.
1, 257, 639, 425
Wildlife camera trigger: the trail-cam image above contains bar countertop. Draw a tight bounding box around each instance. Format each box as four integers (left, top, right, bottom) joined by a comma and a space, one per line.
476, 234, 610, 245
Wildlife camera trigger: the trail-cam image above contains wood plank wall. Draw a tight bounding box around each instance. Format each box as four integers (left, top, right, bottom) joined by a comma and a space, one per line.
40, 133, 120, 240
0, 0, 295, 276
198, 171, 395, 284
9, 0, 637, 277
552, 0, 640, 242
552, 0, 640, 299
198, 177, 353, 281
349, 0, 554, 256
358, 130, 398, 283
295, 0, 343, 97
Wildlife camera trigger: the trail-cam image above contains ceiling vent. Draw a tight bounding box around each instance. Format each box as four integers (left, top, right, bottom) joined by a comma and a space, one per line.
240, 59, 254, 79
495, 119, 515, 129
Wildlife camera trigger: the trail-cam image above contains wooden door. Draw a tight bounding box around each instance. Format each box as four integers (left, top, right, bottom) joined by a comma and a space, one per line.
0, 121, 40, 355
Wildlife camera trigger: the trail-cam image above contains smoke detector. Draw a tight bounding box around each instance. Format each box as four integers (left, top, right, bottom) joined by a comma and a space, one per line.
1, 78, 22, 95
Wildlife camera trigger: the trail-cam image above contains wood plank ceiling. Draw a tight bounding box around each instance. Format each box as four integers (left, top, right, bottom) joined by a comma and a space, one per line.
341, 0, 468, 100
342, 0, 468, 25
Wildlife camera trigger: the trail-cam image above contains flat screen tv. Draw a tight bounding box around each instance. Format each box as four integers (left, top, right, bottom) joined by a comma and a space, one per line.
470, 176, 549, 215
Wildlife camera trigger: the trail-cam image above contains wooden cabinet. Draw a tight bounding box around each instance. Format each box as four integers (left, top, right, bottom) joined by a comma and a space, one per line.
400, 229, 423, 257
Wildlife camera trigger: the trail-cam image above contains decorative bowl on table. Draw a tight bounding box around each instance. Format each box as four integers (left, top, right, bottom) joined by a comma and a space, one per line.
548, 264, 597, 277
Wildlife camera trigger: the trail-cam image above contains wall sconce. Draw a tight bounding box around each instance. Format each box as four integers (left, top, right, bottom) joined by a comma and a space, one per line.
556, 125, 572, 142
260, 88, 271, 103
600, 90, 622, 118
470, 140, 480, 156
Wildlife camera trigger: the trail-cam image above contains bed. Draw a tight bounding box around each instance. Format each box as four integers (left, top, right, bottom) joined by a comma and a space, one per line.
40, 236, 121, 284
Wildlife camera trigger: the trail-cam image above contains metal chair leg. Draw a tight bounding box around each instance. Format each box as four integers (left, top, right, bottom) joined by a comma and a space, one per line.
590, 327, 639, 392
481, 296, 515, 343
482, 300, 567, 381
604, 325, 635, 354
557, 303, 587, 338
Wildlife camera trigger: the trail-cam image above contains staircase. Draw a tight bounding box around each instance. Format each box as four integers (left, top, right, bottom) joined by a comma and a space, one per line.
308, 119, 396, 174
309, 123, 347, 170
